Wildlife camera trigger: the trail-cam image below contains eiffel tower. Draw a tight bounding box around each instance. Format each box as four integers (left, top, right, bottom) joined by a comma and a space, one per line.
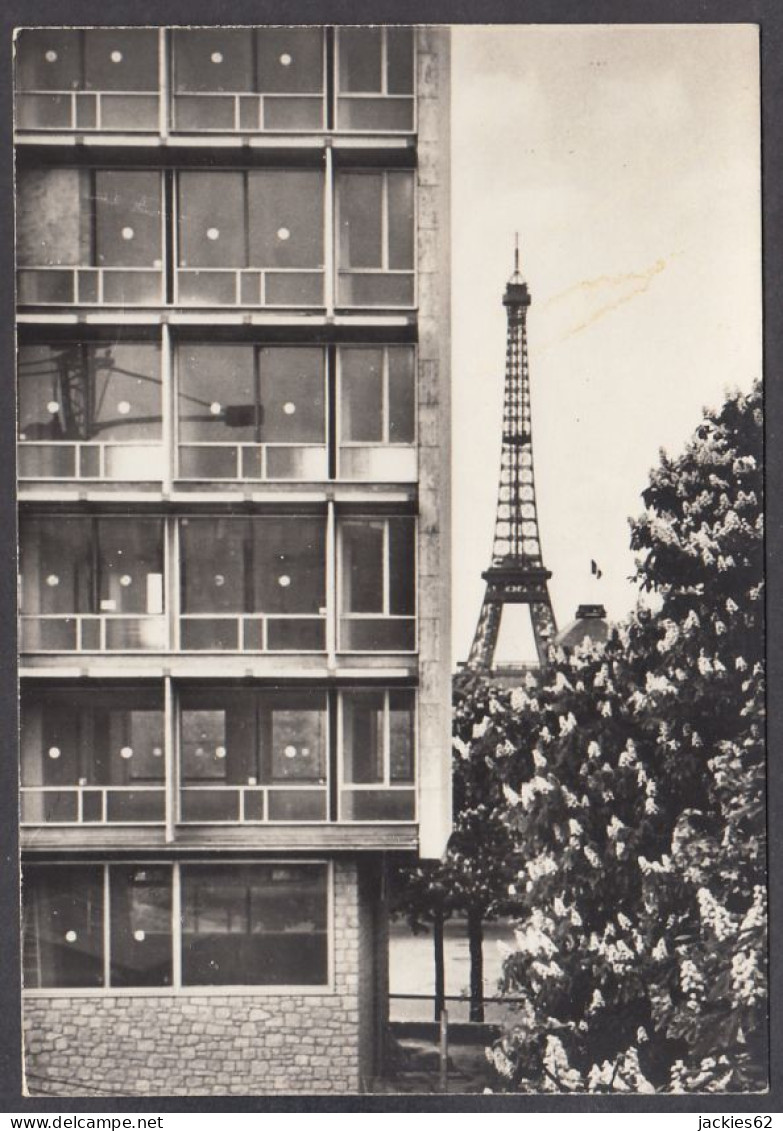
466, 240, 557, 674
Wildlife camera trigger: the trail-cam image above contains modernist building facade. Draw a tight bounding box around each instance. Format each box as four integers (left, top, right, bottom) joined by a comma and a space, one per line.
15, 25, 451, 1096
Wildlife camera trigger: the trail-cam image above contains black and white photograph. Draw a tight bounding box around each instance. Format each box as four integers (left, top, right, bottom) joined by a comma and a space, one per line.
7, 15, 771, 1104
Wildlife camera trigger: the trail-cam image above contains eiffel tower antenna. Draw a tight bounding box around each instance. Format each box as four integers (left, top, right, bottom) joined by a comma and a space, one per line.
466, 241, 557, 674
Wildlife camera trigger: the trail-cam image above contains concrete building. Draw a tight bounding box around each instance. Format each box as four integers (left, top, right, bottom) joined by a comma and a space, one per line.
16, 25, 451, 1096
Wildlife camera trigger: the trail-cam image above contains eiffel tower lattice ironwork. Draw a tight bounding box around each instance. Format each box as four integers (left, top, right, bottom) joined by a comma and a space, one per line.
466, 241, 557, 673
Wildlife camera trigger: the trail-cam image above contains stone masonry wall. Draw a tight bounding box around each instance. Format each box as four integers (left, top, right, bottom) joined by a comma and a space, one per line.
23, 860, 372, 1097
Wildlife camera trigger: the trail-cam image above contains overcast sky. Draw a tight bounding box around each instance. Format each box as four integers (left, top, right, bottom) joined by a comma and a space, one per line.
449, 24, 761, 666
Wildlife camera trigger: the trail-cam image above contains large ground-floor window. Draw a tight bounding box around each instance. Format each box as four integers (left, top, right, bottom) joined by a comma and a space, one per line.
23, 861, 329, 991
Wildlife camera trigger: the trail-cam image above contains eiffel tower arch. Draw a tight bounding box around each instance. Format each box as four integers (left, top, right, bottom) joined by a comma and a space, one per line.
466, 242, 557, 677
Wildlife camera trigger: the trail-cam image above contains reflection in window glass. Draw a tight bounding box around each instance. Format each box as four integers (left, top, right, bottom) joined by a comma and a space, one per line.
342, 690, 384, 784
172, 29, 254, 93
16, 168, 162, 268
180, 688, 327, 787
181, 864, 328, 986
386, 28, 414, 94
110, 865, 172, 987
389, 690, 415, 782
338, 175, 383, 270
177, 345, 324, 444
177, 173, 246, 269
21, 685, 165, 794
18, 342, 162, 443
338, 28, 382, 93
23, 865, 104, 989
341, 522, 384, 613
180, 518, 325, 615
16, 29, 159, 92
340, 349, 383, 443
387, 348, 415, 443
255, 29, 324, 93
20, 517, 164, 616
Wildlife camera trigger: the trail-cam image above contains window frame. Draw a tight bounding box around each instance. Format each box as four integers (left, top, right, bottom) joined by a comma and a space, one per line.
337, 515, 418, 654
336, 344, 417, 481
16, 166, 166, 308
22, 859, 334, 997
337, 688, 417, 822
334, 26, 417, 135
335, 169, 417, 310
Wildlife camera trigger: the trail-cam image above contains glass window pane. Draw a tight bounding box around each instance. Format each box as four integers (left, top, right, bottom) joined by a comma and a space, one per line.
259, 347, 324, 443
180, 518, 248, 613
256, 29, 324, 93
178, 344, 256, 441
388, 347, 415, 442
259, 690, 326, 783
338, 174, 382, 270
16, 167, 92, 267
389, 690, 415, 782
342, 691, 384, 784
95, 171, 162, 268
387, 28, 414, 94
16, 30, 82, 92
84, 30, 159, 92
338, 28, 382, 93
181, 689, 255, 785
340, 348, 383, 442
98, 519, 164, 615
387, 172, 414, 270
109, 865, 172, 987
90, 343, 162, 441
253, 519, 325, 614
341, 522, 384, 612
20, 516, 93, 615
173, 30, 254, 93
389, 518, 416, 615
23, 865, 104, 989
181, 863, 328, 986
178, 172, 245, 269
247, 171, 323, 269
21, 685, 164, 789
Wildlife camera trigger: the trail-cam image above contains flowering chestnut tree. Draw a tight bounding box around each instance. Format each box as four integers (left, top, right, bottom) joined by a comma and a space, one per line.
482, 383, 766, 1092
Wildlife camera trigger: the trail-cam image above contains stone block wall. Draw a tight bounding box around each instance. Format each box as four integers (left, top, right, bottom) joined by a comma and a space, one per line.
23, 859, 381, 1097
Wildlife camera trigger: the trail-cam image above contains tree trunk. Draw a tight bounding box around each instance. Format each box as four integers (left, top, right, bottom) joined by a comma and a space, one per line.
433, 907, 445, 1022
467, 907, 485, 1023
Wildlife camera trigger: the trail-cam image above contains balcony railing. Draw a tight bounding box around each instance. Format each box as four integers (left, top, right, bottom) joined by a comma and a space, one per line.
179, 613, 326, 652
17, 266, 164, 307
16, 90, 161, 133
18, 441, 165, 482
178, 442, 328, 481
20, 784, 165, 825
179, 784, 327, 823
174, 267, 324, 308
20, 614, 167, 653
172, 92, 325, 133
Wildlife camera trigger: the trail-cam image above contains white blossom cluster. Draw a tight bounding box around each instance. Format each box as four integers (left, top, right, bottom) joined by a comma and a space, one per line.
696, 887, 736, 941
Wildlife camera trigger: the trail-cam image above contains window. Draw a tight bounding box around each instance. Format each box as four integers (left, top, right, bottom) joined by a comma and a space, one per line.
23, 865, 104, 989
16, 167, 163, 305
179, 687, 328, 822
338, 346, 416, 479
336, 171, 415, 307
24, 864, 174, 990
339, 517, 416, 651
177, 344, 326, 480
19, 517, 166, 652
176, 170, 324, 307
171, 29, 324, 132
179, 517, 326, 652
181, 864, 328, 986
18, 340, 163, 481
20, 685, 165, 825
340, 689, 415, 820
336, 27, 414, 132
15, 29, 160, 132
